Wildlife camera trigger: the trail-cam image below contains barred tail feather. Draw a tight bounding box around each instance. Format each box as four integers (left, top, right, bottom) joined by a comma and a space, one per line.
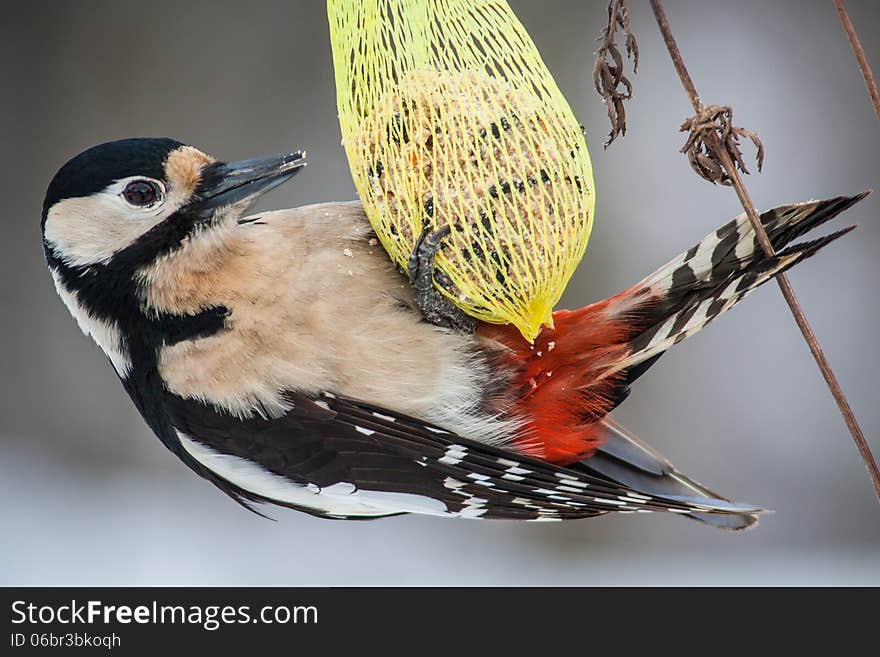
608, 193, 866, 376
637, 193, 867, 295
483, 193, 864, 467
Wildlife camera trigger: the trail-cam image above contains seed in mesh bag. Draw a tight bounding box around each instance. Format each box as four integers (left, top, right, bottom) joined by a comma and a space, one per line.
354, 68, 592, 338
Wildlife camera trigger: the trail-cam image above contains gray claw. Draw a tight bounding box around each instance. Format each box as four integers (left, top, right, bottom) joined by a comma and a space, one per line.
407, 226, 476, 333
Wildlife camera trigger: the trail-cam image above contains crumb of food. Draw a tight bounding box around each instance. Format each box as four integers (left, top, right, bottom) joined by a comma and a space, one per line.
343, 248, 354, 258
368, 237, 378, 246
547, 341, 556, 351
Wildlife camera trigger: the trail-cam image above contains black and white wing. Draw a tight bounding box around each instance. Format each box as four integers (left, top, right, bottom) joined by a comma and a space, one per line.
164, 391, 762, 527
583, 419, 760, 530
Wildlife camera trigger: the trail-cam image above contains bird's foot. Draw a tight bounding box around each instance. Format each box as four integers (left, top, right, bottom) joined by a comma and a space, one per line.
407, 225, 476, 333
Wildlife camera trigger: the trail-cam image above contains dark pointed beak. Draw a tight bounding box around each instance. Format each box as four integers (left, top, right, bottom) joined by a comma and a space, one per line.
193, 150, 306, 213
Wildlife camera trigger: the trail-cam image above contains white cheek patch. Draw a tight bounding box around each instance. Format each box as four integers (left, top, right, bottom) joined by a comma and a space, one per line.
177, 431, 451, 518
43, 177, 191, 268
50, 270, 132, 377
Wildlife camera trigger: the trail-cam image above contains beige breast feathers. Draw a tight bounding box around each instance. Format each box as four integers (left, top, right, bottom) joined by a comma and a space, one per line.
139, 201, 518, 444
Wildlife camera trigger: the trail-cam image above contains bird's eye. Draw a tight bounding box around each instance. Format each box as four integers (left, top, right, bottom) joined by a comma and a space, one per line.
122, 180, 162, 207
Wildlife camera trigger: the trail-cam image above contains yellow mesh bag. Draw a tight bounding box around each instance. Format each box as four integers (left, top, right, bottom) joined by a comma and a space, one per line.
328, 0, 595, 342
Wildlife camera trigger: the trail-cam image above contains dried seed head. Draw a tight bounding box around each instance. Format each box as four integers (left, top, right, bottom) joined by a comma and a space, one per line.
593, 0, 639, 148
679, 105, 765, 186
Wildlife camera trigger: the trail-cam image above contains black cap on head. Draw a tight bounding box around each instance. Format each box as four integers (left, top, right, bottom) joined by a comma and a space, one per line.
42, 137, 185, 228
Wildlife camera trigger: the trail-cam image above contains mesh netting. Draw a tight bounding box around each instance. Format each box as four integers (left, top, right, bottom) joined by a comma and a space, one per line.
328, 0, 595, 342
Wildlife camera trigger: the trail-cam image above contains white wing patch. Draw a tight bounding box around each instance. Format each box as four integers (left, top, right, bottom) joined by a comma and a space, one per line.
176, 431, 451, 518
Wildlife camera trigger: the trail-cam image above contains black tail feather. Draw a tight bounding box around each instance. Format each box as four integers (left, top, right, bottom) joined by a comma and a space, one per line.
608, 194, 865, 380
579, 419, 763, 531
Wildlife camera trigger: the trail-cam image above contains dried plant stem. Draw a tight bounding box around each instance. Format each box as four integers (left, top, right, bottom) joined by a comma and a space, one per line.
650, 0, 880, 505
833, 0, 880, 124
593, 0, 639, 147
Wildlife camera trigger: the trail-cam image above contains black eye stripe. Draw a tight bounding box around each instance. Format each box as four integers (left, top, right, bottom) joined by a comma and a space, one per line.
122, 180, 162, 207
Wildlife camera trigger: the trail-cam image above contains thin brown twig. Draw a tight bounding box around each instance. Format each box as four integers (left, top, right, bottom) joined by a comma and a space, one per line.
833, 0, 880, 124
649, 0, 880, 506
593, 0, 639, 148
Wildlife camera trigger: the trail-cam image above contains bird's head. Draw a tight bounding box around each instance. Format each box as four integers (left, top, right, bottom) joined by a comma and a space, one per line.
42, 137, 306, 269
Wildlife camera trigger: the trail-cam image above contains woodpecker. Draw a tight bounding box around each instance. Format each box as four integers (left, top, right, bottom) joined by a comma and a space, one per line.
42, 137, 864, 529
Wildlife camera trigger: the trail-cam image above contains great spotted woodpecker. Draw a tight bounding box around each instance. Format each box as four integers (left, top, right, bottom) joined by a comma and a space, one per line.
41, 138, 864, 529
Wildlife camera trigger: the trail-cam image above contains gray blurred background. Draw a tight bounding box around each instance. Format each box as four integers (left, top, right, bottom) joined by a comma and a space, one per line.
2, 0, 879, 585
